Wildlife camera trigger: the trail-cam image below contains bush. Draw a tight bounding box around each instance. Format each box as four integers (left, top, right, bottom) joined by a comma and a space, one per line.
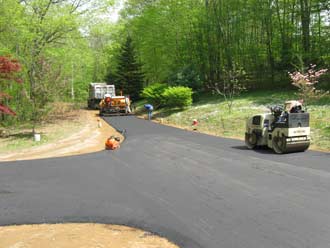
168, 65, 203, 91
141, 83, 168, 108
162, 86, 193, 108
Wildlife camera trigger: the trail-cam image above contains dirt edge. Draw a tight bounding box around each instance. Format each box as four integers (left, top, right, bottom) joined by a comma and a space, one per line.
0, 223, 179, 248
0, 111, 124, 162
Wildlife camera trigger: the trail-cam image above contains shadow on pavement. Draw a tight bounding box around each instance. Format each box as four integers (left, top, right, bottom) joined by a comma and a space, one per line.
231, 145, 275, 154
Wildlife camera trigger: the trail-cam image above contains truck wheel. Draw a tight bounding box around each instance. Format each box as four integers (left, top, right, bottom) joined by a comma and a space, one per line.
245, 132, 257, 149
272, 136, 286, 154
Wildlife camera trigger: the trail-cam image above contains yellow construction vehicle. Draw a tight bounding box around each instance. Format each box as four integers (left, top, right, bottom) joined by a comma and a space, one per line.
87, 83, 115, 109
99, 94, 132, 116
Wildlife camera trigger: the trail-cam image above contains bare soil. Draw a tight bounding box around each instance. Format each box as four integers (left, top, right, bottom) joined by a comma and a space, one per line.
0, 224, 179, 248
0, 110, 123, 161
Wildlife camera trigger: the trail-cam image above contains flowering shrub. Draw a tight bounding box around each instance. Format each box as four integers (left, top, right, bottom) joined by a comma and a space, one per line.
0, 56, 22, 116
288, 65, 328, 104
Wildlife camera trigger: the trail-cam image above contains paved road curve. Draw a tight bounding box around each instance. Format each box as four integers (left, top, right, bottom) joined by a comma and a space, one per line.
1, 116, 330, 248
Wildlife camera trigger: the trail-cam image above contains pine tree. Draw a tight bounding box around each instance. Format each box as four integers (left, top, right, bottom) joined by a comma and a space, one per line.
115, 36, 144, 100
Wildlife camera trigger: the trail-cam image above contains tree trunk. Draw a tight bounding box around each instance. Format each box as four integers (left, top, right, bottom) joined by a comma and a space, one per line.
300, 0, 311, 64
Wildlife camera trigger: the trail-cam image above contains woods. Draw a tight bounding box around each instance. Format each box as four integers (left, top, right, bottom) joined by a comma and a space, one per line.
0, 0, 329, 126
121, 0, 329, 89
0, 0, 114, 125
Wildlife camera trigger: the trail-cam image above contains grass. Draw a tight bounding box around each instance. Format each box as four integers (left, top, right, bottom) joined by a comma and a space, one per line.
136, 90, 330, 152
0, 103, 84, 153
0, 122, 82, 153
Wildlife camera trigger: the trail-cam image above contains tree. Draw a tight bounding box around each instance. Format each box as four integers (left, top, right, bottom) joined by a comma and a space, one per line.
0, 0, 116, 126
119, 0, 329, 91
209, 65, 246, 113
300, 0, 311, 63
0, 56, 22, 117
115, 36, 144, 100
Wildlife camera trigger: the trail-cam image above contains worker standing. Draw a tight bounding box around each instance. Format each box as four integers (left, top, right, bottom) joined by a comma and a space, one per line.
144, 104, 154, 121
125, 96, 132, 114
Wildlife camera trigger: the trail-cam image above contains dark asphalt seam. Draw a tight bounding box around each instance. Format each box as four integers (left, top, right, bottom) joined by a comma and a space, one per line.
102, 116, 127, 144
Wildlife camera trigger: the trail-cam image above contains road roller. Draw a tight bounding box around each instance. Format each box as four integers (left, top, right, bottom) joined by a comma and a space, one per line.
245, 100, 310, 154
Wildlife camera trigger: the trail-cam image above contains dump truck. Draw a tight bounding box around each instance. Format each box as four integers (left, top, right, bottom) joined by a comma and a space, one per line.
245, 100, 310, 154
87, 83, 115, 109
99, 93, 132, 116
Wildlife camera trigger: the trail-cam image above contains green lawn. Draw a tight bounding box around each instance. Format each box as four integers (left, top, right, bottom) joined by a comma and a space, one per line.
137, 90, 330, 152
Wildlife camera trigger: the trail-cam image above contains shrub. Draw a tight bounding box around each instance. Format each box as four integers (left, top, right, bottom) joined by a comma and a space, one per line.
168, 65, 202, 91
162, 86, 193, 108
141, 83, 168, 108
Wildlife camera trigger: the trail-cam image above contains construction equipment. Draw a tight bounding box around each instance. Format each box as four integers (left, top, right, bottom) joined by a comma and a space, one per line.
105, 136, 121, 150
99, 93, 132, 116
245, 100, 310, 154
87, 83, 115, 109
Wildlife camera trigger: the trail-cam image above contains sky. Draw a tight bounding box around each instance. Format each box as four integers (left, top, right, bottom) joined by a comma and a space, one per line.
108, 0, 125, 23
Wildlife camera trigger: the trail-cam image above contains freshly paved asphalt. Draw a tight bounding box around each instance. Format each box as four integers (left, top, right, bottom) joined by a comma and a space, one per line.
1, 116, 330, 248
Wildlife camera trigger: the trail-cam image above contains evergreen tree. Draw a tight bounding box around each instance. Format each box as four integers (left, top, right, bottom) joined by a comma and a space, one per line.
105, 69, 117, 85
115, 36, 144, 100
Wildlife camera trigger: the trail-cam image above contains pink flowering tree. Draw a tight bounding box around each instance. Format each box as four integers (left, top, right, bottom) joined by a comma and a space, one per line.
288, 65, 328, 105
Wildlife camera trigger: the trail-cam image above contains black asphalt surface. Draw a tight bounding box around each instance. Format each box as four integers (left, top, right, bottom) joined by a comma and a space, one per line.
1, 116, 330, 248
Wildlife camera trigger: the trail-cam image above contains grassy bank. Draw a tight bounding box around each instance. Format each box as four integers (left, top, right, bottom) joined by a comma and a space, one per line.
137, 90, 330, 152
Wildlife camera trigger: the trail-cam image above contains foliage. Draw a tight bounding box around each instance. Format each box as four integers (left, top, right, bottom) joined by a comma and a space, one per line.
153, 90, 330, 151
0, 56, 22, 116
141, 83, 168, 108
0, 0, 115, 128
115, 36, 144, 100
162, 86, 193, 108
1, 0, 330, 129
168, 65, 203, 91
288, 65, 328, 105
120, 0, 330, 90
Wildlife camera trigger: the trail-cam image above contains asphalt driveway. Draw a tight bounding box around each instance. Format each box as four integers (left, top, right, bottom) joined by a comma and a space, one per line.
1, 116, 329, 248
